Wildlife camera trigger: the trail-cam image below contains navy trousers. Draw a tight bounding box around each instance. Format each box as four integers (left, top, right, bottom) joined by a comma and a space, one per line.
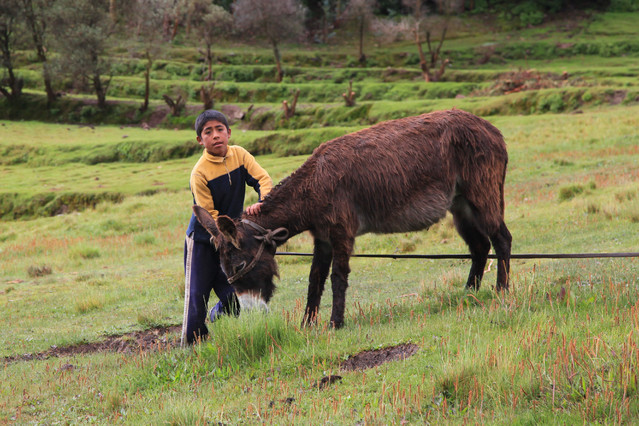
181, 235, 238, 345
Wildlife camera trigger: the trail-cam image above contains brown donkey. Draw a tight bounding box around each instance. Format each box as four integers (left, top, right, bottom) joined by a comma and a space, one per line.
194, 109, 512, 328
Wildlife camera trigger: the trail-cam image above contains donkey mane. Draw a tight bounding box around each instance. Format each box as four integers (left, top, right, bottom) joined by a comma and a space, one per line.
257, 109, 507, 237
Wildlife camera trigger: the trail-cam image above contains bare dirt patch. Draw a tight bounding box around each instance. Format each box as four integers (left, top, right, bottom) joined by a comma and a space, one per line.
3, 325, 181, 364
314, 374, 343, 389
4, 327, 418, 381
312, 343, 419, 390
340, 343, 419, 372
143, 105, 170, 128
472, 69, 585, 96
607, 90, 627, 105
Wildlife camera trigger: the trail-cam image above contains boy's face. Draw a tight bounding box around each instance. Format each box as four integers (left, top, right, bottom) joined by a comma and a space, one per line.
197, 120, 231, 157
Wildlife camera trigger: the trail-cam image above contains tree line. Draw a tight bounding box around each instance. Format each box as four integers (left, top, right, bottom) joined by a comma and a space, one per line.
0, 0, 631, 110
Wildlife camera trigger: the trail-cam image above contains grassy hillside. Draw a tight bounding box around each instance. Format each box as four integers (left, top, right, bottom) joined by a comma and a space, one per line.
1, 10, 639, 424
3, 12, 639, 132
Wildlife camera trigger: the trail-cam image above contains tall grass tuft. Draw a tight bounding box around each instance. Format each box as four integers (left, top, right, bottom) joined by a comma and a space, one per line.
200, 311, 305, 369
149, 311, 305, 388
27, 264, 52, 277
70, 244, 101, 259
134, 233, 157, 245
137, 309, 166, 328
558, 184, 585, 201
75, 296, 104, 313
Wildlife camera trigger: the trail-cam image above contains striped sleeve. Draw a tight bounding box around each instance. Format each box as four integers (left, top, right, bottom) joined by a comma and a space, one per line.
238, 147, 273, 199
190, 170, 219, 220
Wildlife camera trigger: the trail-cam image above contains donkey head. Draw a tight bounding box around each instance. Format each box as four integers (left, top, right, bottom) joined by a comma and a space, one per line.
192, 205, 287, 311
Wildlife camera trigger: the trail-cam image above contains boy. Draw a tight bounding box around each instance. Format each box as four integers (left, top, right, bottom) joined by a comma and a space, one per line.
182, 110, 273, 346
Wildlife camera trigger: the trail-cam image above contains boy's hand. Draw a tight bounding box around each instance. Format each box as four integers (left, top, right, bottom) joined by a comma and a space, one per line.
246, 202, 263, 215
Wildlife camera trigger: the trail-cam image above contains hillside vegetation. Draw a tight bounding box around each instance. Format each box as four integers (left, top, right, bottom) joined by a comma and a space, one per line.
2, 11, 638, 220
4, 12, 639, 134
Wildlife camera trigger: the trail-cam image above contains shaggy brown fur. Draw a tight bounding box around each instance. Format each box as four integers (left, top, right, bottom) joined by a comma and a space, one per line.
194, 109, 512, 328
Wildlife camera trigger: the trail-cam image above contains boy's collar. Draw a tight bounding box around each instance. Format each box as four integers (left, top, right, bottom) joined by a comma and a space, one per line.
204, 146, 235, 161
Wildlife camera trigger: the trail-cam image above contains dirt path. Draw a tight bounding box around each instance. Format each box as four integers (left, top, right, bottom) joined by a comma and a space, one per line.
4, 325, 419, 375
3, 325, 181, 364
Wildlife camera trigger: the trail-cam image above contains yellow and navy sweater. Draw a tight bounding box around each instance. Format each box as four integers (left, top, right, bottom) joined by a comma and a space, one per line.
186, 145, 272, 242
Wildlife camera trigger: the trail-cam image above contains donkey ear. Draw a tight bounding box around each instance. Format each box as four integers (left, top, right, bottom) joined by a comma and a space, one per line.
192, 205, 220, 239
217, 215, 241, 249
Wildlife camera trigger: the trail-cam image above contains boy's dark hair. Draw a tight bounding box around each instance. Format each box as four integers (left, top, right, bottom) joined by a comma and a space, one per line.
195, 110, 230, 137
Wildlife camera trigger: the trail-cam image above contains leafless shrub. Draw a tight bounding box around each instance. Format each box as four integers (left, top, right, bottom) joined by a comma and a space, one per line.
199, 84, 216, 110
342, 80, 356, 106
372, 17, 413, 44
27, 265, 52, 278
282, 89, 300, 119
162, 93, 186, 117
232, 0, 306, 82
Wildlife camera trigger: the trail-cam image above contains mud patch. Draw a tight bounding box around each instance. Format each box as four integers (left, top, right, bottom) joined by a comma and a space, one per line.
340, 343, 419, 372
3, 325, 181, 364
5, 328, 419, 375
471, 69, 581, 96
314, 375, 343, 389
607, 90, 627, 105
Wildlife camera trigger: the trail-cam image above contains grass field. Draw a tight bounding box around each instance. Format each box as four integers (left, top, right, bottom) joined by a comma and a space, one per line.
2, 104, 638, 423
1, 10, 639, 425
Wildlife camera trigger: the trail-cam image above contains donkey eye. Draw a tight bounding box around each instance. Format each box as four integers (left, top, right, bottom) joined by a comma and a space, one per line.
234, 261, 246, 274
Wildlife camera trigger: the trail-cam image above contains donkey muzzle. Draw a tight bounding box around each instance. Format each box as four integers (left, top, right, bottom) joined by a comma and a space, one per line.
237, 292, 269, 313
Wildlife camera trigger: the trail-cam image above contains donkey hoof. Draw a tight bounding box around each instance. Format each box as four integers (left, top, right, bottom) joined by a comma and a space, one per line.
301, 316, 317, 328
330, 320, 344, 329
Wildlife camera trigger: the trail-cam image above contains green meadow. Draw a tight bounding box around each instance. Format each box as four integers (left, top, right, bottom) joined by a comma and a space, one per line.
1, 10, 639, 424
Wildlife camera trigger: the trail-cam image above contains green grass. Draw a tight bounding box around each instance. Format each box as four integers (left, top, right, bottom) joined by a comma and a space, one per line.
2, 104, 639, 423
3, 258, 638, 423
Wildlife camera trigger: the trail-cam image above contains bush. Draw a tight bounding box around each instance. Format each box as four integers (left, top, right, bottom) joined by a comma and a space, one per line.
558, 184, 584, 201
608, 0, 639, 11
27, 265, 52, 277
511, 1, 546, 26
537, 92, 565, 113
216, 67, 258, 82
79, 105, 100, 122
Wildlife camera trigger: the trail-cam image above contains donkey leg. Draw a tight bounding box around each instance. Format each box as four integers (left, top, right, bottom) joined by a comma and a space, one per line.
489, 221, 512, 291
302, 239, 333, 327
451, 200, 491, 290
329, 236, 354, 329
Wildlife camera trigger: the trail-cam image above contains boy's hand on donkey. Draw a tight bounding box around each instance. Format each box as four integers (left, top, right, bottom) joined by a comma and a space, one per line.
246, 202, 263, 215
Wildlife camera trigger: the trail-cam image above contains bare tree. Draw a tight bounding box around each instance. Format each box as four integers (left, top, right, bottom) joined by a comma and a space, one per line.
319, 0, 332, 43
131, 0, 167, 112
282, 88, 300, 119
51, 0, 114, 108
199, 84, 216, 110
0, 0, 23, 104
342, 0, 375, 64
342, 80, 356, 106
162, 0, 189, 41
232, 0, 306, 83
109, 0, 117, 22
193, 3, 232, 81
163, 92, 186, 116
21, 0, 57, 105
434, 0, 464, 13
304, 0, 342, 44
405, 0, 450, 82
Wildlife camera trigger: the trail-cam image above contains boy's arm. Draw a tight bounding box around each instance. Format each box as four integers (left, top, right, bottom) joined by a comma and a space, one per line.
190, 172, 219, 220
241, 149, 273, 200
